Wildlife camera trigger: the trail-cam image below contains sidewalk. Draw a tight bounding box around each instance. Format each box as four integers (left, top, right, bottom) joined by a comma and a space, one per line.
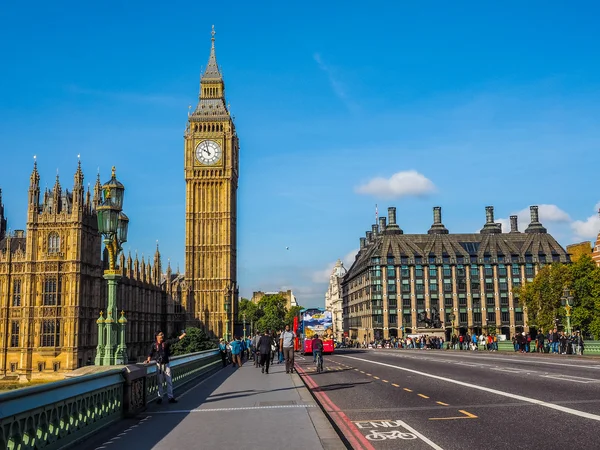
89, 356, 346, 450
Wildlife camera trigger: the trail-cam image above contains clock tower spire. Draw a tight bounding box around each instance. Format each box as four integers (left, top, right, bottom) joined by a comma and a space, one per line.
184, 26, 239, 339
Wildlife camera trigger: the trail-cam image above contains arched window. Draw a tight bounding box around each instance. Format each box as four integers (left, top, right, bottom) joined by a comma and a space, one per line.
48, 233, 60, 253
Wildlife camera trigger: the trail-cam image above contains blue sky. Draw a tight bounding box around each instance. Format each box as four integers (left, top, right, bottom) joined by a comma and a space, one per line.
1, 1, 599, 308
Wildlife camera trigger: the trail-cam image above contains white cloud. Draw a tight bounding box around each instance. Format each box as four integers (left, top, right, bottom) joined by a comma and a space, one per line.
571, 202, 600, 240
496, 204, 571, 232
355, 170, 436, 198
311, 249, 358, 284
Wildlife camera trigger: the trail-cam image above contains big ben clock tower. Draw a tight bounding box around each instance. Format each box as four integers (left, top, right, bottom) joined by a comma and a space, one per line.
184, 26, 239, 338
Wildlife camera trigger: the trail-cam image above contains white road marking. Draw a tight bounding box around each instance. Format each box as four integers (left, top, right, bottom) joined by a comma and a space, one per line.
342, 355, 600, 422
393, 419, 444, 450
542, 374, 600, 384
147, 404, 316, 414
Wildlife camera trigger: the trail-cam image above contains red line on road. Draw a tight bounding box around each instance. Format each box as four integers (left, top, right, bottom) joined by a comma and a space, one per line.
295, 363, 375, 450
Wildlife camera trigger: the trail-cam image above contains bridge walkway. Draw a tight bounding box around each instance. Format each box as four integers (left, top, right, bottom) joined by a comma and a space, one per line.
87, 355, 345, 450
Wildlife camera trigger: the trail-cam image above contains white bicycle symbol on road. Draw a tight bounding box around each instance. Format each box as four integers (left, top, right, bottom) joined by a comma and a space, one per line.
365, 430, 418, 441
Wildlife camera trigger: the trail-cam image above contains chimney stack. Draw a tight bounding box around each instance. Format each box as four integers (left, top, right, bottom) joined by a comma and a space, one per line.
360, 237, 366, 249
485, 206, 495, 224
525, 205, 547, 233
372, 224, 378, 237
480, 205, 501, 234
428, 206, 449, 234
366, 231, 373, 242
379, 216, 386, 232
510, 215, 519, 233
385, 207, 403, 233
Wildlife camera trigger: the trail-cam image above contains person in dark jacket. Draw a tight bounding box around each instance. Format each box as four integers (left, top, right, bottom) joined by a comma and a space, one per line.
145, 330, 186, 404
257, 330, 274, 374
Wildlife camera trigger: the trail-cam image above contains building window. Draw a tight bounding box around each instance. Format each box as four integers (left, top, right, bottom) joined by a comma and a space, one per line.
442, 265, 451, 277
10, 321, 19, 347
501, 312, 510, 322
459, 313, 467, 323
53, 362, 60, 372
387, 267, 395, 278
415, 266, 423, 277
10, 363, 17, 372
41, 320, 60, 347
38, 362, 45, 372
43, 278, 60, 306
12, 279, 21, 307
48, 232, 60, 253
515, 311, 524, 323
389, 314, 397, 324
487, 312, 496, 323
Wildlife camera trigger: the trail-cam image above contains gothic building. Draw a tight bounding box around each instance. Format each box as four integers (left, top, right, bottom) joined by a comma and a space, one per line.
0, 162, 176, 380
593, 210, 600, 267
184, 27, 239, 338
325, 260, 346, 342
342, 205, 570, 342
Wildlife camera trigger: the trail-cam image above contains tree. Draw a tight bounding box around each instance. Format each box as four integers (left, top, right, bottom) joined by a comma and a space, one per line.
170, 327, 216, 356
285, 305, 303, 326
238, 298, 261, 325
519, 255, 600, 338
518, 263, 570, 333
256, 294, 287, 333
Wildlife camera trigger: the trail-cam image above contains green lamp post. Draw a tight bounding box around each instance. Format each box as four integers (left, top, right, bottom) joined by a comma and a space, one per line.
561, 288, 574, 335
95, 167, 129, 366
224, 283, 233, 341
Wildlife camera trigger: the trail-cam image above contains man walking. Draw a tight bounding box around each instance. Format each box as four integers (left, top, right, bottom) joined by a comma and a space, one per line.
280, 324, 296, 374
146, 330, 187, 404
252, 331, 261, 367
218, 338, 228, 367
258, 330, 274, 374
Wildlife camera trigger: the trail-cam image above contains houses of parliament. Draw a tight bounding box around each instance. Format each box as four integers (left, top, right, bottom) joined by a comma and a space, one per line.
0, 28, 238, 380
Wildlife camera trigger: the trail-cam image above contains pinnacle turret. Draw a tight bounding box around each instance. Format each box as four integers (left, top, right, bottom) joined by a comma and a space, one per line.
202, 25, 222, 82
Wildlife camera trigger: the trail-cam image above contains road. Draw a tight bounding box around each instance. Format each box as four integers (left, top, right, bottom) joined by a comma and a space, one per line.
295, 349, 600, 450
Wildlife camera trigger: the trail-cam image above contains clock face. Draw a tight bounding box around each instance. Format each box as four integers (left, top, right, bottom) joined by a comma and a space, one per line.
195, 140, 222, 165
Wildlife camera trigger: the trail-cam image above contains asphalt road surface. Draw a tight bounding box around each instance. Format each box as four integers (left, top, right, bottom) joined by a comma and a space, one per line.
295, 349, 600, 450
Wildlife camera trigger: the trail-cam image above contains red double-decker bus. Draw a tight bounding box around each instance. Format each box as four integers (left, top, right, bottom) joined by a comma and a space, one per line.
298, 308, 334, 355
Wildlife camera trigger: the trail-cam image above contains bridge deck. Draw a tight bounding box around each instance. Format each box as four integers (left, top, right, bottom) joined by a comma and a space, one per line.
87, 355, 344, 450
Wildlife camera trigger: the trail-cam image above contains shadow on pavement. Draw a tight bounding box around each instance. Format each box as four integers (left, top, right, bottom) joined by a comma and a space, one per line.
85, 362, 238, 449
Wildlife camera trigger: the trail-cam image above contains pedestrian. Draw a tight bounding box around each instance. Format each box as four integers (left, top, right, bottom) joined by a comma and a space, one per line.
280, 324, 296, 374
230, 336, 243, 368
145, 330, 187, 404
245, 335, 252, 360
218, 338, 228, 367
252, 331, 261, 367
258, 329, 274, 374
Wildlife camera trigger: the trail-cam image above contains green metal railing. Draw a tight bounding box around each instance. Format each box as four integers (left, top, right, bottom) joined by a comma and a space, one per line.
0, 349, 220, 450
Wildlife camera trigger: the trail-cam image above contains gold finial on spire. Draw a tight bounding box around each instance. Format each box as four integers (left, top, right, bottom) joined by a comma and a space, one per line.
111, 166, 116, 178
211, 25, 216, 47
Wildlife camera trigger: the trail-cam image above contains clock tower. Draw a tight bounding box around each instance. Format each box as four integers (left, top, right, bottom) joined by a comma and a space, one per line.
184, 26, 239, 338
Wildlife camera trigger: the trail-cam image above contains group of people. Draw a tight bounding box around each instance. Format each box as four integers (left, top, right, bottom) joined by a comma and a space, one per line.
217, 324, 297, 374
514, 329, 585, 355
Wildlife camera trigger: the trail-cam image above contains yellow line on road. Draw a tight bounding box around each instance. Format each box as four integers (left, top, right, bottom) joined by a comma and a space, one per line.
436, 401, 449, 406
429, 410, 478, 420
418, 394, 430, 399
404, 388, 413, 392
392, 383, 400, 387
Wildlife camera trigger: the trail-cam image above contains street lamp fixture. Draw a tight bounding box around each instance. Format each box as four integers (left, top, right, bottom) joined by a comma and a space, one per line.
224, 283, 233, 341
447, 312, 456, 334
560, 288, 574, 335
95, 167, 129, 366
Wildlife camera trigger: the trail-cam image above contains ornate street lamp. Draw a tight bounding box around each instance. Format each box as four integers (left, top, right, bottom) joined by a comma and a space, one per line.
243, 312, 247, 340
448, 312, 456, 335
95, 167, 129, 366
224, 283, 233, 341
560, 288, 574, 335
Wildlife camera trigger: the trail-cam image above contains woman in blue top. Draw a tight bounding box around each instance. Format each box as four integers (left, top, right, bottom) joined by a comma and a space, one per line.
230, 336, 243, 368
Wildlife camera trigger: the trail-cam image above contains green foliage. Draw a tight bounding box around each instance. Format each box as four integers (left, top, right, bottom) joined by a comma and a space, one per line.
171, 327, 216, 356
256, 294, 287, 333
519, 255, 600, 338
238, 298, 261, 324
285, 305, 303, 326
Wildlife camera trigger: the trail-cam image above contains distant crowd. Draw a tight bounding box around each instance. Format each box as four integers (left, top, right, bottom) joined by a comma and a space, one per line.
347, 328, 585, 355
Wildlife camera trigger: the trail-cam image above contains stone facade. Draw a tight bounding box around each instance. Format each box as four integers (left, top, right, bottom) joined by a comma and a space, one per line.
325, 259, 346, 342
342, 205, 570, 342
566, 242, 592, 262
0, 163, 175, 380
183, 28, 239, 338
251, 290, 298, 310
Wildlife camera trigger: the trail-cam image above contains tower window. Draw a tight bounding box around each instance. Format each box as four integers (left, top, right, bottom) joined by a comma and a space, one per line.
10, 321, 19, 347
48, 232, 60, 253
43, 278, 60, 306
41, 320, 61, 347
12, 279, 21, 307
